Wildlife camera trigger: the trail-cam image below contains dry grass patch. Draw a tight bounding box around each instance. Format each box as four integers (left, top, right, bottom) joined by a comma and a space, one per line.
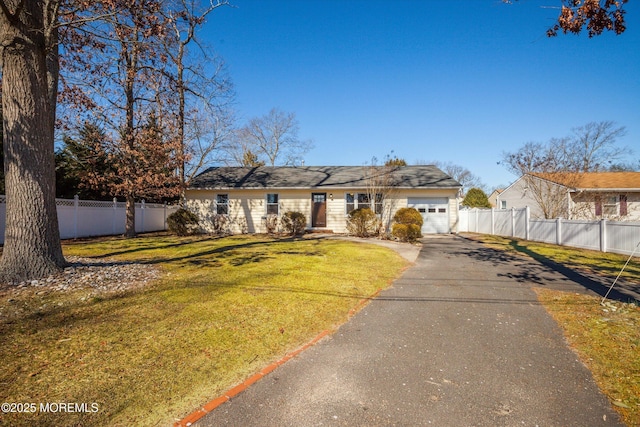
535, 289, 640, 426
0, 235, 407, 427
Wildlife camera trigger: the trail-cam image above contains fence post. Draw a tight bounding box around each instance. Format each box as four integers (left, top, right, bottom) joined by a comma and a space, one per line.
73, 195, 79, 238
511, 208, 516, 237
474, 209, 479, 233
141, 199, 146, 233
600, 219, 607, 253
113, 198, 117, 235
556, 217, 563, 246
491, 208, 495, 235
525, 206, 530, 241
164, 203, 168, 231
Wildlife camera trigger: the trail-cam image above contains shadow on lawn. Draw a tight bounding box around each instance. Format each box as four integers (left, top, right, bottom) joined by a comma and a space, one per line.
72, 235, 227, 258
444, 239, 640, 302
508, 240, 639, 304
137, 236, 322, 267
457, 236, 638, 304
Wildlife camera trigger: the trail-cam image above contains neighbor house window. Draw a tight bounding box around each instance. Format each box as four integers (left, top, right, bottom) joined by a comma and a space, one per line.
596, 195, 624, 217
266, 193, 279, 215
603, 196, 617, 216
500, 200, 507, 209
620, 195, 628, 216
216, 194, 229, 215
345, 193, 383, 214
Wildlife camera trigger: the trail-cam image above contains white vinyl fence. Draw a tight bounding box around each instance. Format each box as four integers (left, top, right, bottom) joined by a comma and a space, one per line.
0, 195, 178, 244
459, 207, 640, 256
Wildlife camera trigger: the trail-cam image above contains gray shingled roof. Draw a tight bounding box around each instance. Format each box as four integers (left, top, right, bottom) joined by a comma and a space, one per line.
189, 166, 462, 190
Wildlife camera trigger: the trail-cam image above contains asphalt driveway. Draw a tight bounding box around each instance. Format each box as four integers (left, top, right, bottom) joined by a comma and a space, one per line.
194, 235, 623, 426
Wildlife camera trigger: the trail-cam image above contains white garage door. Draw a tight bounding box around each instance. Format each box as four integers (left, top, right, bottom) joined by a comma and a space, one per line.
407, 197, 450, 234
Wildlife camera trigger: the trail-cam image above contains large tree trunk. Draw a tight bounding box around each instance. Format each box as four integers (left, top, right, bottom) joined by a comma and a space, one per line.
125, 194, 136, 238
0, 2, 66, 282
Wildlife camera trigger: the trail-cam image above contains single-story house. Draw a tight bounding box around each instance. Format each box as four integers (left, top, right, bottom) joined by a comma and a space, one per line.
186, 165, 462, 234
488, 188, 503, 208
497, 172, 640, 220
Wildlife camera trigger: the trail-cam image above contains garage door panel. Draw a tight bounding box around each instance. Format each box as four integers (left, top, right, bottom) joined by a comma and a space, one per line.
407, 197, 449, 234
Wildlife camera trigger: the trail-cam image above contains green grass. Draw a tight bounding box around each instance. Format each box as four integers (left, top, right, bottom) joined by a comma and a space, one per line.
466, 233, 640, 426
0, 234, 407, 427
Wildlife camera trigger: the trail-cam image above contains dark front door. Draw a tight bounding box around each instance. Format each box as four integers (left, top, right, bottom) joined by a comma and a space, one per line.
312, 193, 327, 227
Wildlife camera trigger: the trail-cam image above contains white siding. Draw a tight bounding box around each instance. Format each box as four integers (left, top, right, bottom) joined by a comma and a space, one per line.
187, 188, 459, 234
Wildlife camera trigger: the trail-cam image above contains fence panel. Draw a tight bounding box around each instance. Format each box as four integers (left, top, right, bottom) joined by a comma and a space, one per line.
607, 221, 640, 255
494, 210, 512, 236
0, 195, 175, 243
514, 209, 527, 239
561, 220, 601, 251
477, 210, 493, 234
458, 209, 469, 232
459, 207, 640, 257
529, 219, 556, 244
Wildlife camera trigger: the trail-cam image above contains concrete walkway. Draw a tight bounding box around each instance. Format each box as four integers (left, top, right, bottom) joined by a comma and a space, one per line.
195, 235, 623, 426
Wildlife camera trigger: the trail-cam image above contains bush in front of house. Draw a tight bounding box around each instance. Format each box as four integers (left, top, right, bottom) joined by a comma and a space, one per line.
392, 207, 423, 242
346, 207, 380, 237
282, 211, 306, 236
265, 214, 279, 235
167, 208, 199, 236
391, 223, 422, 242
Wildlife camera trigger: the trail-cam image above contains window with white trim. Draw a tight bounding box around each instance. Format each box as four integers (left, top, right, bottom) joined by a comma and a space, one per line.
216, 194, 229, 215
266, 193, 279, 215
345, 193, 383, 214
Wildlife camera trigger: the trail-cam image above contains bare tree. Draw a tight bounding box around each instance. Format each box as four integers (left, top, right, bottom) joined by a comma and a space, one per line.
503, 122, 629, 176
162, 0, 234, 203
567, 121, 628, 172
363, 156, 402, 236
501, 121, 630, 219
183, 106, 236, 178
419, 160, 485, 194
233, 108, 313, 166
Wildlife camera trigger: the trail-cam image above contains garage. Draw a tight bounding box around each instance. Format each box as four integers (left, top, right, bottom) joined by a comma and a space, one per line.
407, 197, 450, 234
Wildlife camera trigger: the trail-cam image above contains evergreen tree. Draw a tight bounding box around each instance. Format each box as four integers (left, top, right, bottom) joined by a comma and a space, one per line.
56, 121, 112, 200
462, 188, 492, 208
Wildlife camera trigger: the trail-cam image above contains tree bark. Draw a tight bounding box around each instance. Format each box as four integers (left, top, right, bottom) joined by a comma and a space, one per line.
0, 1, 66, 282
125, 193, 136, 238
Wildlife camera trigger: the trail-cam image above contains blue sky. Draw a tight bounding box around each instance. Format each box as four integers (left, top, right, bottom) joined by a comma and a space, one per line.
204, 0, 639, 190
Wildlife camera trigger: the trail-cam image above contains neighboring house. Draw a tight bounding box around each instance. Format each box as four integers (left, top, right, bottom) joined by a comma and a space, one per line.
497, 172, 640, 220
187, 165, 462, 234
488, 188, 503, 208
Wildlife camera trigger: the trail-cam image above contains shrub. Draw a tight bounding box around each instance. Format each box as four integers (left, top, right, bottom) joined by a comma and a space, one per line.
211, 214, 230, 235
167, 208, 199, 236
393, 207, 423, 227
346, 208, 380, 237
282, 211, 306, 236
391, 223, 422, 242
392, 207, 423, 242
265, 214, 279, 235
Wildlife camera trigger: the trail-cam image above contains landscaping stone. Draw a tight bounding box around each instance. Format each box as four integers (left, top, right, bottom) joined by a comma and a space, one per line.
2, 256, 160, 294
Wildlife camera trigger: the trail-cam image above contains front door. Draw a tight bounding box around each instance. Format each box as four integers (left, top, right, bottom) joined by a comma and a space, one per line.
312, 193, 327, 227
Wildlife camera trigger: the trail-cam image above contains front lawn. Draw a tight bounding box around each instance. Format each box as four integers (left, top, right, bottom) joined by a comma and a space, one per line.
0, 235, 407, 427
